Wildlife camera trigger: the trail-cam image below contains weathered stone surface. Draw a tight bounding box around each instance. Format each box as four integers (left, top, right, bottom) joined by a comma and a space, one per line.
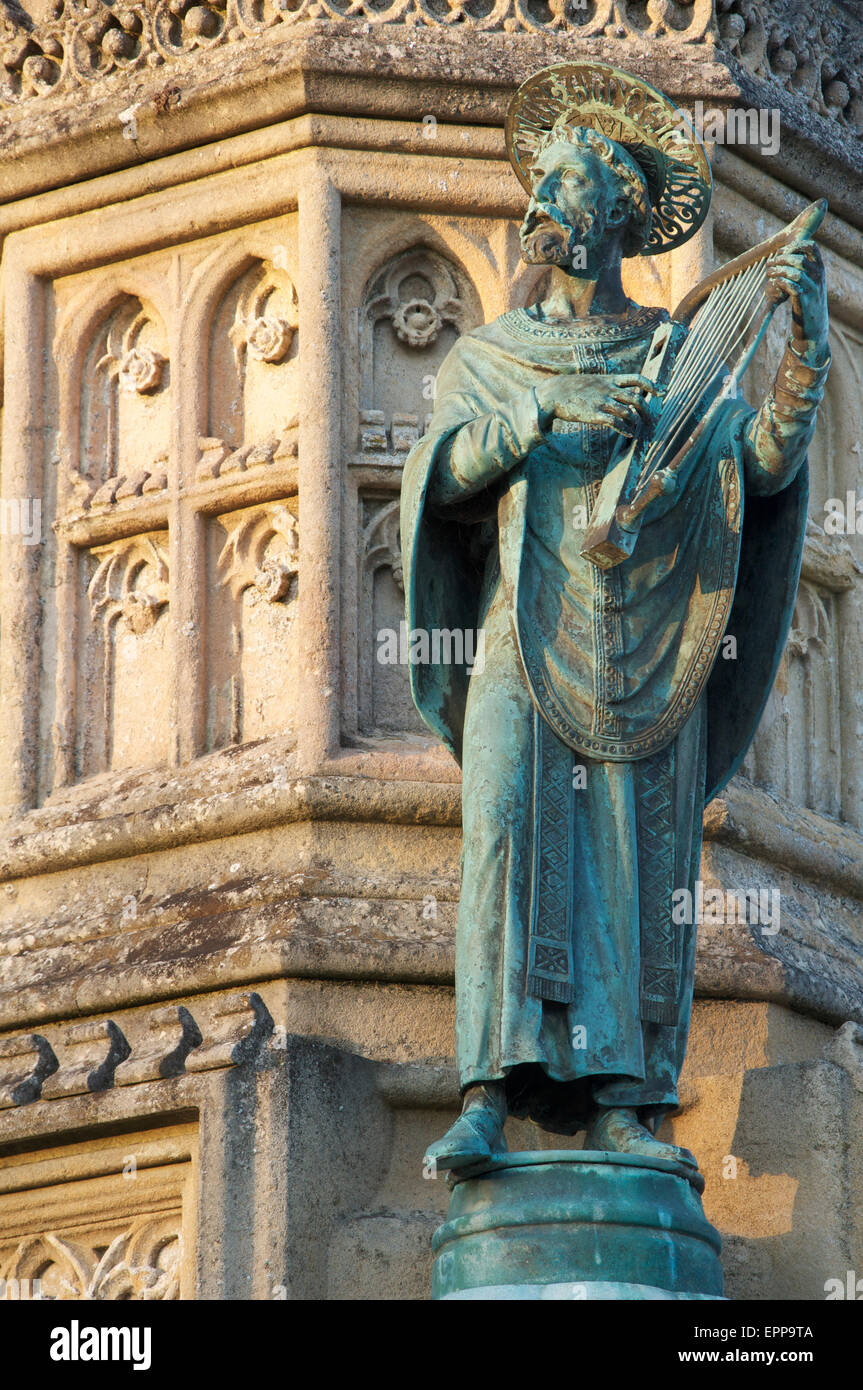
0, 4, 861, 1299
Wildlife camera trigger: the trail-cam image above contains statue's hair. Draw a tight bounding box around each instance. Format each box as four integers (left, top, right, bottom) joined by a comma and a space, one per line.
533, 124, 652, 257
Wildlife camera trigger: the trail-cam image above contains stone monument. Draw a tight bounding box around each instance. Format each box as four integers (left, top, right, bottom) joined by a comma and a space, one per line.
401, 62, 830, 1300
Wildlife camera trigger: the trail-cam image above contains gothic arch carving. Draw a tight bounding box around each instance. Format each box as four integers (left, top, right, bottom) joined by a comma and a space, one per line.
357, 243, 474, 454
206, 500, 300, 749
202, 255, 299, 463
77, 529, 173, 777
216, 502, 299, 603
357, 495, 424, 735
73, 294, 171, 502
2, 1216, 181, 1300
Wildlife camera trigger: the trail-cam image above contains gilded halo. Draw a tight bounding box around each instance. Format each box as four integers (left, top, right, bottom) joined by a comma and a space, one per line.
505, 62, 713, 257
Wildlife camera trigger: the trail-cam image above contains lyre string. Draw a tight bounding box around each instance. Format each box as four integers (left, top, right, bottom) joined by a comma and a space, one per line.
636, 289, 764, 491
640, 275, 748, 467
635, 260, 768, 488
666, 273, 741, 384
642, 285, 766, 482
654, 263, 763, 438
669, 266, 768, 437
677, 262, 767, 404
648, 267, 766, 463
660, 273, 748, 408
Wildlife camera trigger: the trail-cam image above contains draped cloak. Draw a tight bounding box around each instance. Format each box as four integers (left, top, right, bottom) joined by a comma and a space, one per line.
400, 306, 809, 1130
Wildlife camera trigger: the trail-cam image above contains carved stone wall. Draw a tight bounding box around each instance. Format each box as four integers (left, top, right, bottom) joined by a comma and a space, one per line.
0, 1124, 194, 1301
0, 2, 862, 1300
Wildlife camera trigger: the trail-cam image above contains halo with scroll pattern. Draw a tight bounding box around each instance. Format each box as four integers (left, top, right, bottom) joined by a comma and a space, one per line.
505, 62, 713, 256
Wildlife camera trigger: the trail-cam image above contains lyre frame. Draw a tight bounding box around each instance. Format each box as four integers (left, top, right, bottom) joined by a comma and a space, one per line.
580, 199, 828, 570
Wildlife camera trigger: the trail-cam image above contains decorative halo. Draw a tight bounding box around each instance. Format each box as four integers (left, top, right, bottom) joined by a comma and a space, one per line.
505, 62, 713, 257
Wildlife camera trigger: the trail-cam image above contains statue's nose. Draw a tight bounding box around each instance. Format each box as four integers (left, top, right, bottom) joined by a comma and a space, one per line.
526, 194, 554, 226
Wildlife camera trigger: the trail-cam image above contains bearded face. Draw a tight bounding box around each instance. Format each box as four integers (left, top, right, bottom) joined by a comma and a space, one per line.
520, 199, 593, 267
519, 142, 628, 270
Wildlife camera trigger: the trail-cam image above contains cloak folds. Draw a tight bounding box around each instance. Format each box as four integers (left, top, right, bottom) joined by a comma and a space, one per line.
400, 324, 808, 806
399, 317, 808, 1124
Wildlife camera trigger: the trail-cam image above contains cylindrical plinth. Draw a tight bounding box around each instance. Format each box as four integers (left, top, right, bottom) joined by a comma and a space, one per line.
432, 1150, 724, 1301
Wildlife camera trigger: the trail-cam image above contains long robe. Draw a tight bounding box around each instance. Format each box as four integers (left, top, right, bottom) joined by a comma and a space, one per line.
400, 304, 812, 1132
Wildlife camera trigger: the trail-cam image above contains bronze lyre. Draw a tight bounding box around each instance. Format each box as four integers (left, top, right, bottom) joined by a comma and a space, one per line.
581, 199, 827, 570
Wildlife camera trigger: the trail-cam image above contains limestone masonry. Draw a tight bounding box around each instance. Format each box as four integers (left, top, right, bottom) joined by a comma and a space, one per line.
0, 0, 862, 1300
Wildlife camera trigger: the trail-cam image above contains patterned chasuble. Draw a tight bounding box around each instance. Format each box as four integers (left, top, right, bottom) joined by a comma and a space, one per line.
494, 307, 740, 765
401, 296, 811, 1084
505, 317, 684, 1017
527, 708, 680, 1023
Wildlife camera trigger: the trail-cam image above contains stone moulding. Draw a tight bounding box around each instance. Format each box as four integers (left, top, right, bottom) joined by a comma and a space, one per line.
0, 993, 273, 1109
0, 1113, 198, 1301
0, 768, 861, 1032
0, 1040, 465, 1301
0, 0, 718, 113
0, 52, 860, 231
0, 0, 861, 136
0, 0, 859, 148
0, 763, 861, 903
1, 1217, 182, 1300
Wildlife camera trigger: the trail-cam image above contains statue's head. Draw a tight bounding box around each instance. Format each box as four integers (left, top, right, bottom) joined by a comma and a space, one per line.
520, 125, 652, 269
506, 63, 713, 263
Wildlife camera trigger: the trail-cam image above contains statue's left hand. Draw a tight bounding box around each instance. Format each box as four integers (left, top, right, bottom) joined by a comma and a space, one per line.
765, 237, 828, 360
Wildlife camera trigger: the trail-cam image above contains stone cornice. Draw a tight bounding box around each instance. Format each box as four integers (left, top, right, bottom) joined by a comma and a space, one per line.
0, 0, 718, 114
0, 749, 861, 903
0, 21, 859, 235
1, 0, 861, 137
0, 762, 860, 1032
717, 0, 863, 129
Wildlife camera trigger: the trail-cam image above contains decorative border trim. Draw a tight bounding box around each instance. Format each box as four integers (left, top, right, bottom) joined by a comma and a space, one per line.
0, 0, 717, 113
520, 455, 739, 760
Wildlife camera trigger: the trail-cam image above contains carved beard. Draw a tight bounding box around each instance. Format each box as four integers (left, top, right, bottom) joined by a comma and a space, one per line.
520, 201, 602, 267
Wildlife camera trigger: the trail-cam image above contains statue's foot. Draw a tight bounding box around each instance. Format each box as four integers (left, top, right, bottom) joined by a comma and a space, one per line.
424, 1082, 507, 1172
587, 1106, 698, 1170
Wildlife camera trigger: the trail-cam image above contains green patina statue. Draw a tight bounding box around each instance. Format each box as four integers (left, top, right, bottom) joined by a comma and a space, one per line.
400, 64, 830, 1176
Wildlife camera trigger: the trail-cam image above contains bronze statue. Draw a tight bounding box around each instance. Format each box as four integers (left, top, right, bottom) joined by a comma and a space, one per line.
400, 63, 830, 1174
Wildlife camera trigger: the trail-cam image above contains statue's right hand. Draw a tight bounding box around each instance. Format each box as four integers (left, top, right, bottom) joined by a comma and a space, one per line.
535, 373, 663, 437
